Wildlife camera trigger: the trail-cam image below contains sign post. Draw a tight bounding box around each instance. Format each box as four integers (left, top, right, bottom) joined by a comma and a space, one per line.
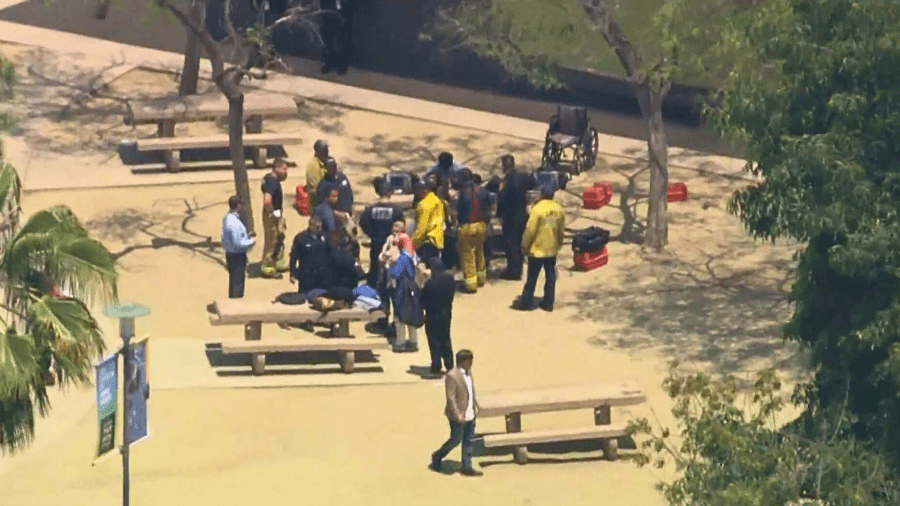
103, 303, 150, 506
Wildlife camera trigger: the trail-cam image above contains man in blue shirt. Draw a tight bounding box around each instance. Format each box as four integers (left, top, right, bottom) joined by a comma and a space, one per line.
313, 185, 341, 238
221, 195, 256, 298
316, 157, 354, 215
422, 152, 465, 202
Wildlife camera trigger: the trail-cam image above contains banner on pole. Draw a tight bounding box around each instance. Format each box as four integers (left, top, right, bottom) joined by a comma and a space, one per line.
125, 336, 149, 446
94, 352, 118, 460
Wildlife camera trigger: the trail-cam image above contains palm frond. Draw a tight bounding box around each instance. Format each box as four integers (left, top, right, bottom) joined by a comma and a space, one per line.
26, 294, 104, 388
0, 394, 35, 455
0, 328, 38, 399
3, 206, 117, 305
0, 161, 21, 219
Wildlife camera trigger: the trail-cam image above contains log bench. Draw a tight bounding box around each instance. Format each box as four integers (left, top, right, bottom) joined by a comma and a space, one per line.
207, 299, 386, 375
477, 383, 646, 464
124, 93, 303, 172
135, 133, 303, 172
219, 338, 389, 374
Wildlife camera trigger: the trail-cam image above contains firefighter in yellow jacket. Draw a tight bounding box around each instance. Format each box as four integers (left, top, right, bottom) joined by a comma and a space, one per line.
413, 179, 445, 266
260, 159, 289, 278
513, 185, 565, 312
306, 140, 329, 209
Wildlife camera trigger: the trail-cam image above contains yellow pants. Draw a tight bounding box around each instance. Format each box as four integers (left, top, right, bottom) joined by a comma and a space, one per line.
457, 221, 487, 290
261, 210, 287, 276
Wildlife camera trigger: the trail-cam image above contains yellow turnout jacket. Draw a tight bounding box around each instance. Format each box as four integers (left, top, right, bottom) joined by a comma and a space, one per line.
521, 198, 565, 258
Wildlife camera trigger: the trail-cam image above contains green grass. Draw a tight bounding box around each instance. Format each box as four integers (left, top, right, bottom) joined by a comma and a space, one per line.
495, 0, 667, 74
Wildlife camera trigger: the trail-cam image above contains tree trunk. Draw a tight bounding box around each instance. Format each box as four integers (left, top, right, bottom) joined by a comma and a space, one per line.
178, 0, 205, 96
227, 92, 255, 234
635, 81, 669, 250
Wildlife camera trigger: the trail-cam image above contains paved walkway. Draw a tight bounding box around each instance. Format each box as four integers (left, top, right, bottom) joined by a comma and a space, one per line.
0, 19, 749, 192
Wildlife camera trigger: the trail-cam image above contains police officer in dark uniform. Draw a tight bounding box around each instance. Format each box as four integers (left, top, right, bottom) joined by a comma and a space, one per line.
320, 0, 359, 75
289, 215, 332, 294
496, 154, 534, 280
360, 177, 405, 287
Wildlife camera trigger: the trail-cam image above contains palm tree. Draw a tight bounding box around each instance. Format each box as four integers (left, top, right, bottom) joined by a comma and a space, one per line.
0, 55, 118, 453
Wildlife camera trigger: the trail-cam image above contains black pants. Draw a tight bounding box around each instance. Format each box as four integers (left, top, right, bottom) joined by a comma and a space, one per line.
502, 215, 527, 276
298, 267, 331, 294
418, 243, 440, 266
425, 314, 453, 373
521, 256, 557, 308
225, 252, 248, 298
321, 9, 354, 68
367, 238, 385, 288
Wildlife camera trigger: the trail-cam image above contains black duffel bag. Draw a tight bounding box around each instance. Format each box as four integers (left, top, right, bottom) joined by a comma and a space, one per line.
572, 226, 610, 253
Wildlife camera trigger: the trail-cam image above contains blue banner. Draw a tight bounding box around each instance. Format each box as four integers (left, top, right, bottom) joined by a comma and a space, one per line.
95, 353, 118, 460
124, 338, 149, 445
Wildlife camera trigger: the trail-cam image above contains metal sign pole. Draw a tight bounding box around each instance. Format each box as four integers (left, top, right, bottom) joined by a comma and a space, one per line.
120, 316, 133, 506
104, 303, 150, 506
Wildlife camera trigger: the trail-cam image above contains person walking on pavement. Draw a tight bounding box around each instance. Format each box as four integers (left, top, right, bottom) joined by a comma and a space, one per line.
221, 195, 256, 298
455, 179, 491, 293
319, 0, 358, 75
513, 185, 565, 312
306, 140, 329, 209
497, 154, 534, 280
412, 179, 445, 266
430, 349, 482, 476
360, 177, 404, 287
289, 216, 332, 294
421, 257, 455, 376
260, 158, 289, 278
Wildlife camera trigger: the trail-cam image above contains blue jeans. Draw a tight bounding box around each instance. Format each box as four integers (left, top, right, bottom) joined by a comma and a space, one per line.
433, 419, 476, 469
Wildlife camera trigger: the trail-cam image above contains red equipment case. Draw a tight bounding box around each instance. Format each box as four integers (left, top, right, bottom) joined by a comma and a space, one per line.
294, 184, 310, 216
574, 246, 608, 271
583, 182, 612, 209
667, 182, 688, 202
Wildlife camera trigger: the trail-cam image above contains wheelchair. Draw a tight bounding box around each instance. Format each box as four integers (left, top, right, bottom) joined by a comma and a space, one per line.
541, 105, 600, 175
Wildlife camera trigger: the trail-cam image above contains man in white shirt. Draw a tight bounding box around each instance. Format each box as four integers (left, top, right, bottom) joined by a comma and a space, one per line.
430, 349, 483, 476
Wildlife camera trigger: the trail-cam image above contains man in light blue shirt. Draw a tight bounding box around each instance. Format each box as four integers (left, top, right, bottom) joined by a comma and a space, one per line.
222, 195, 256, 298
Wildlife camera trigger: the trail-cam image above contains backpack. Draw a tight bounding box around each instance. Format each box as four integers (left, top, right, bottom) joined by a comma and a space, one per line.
395, 273, 425, 327
572, 226, 611, 253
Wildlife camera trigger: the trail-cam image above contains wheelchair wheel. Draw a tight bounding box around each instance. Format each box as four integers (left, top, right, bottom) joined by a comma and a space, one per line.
572, 148, 586, 175
542, 140, 562, 168
582, 128, 600, 170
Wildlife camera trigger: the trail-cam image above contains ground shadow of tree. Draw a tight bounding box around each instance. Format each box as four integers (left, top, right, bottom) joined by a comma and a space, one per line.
346, 132, 540, 182
85, 196, 226, 268
562, 244, 806, 380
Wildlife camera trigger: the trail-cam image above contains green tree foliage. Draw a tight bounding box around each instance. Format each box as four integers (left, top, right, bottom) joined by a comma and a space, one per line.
0, 55, 118, 453
428, 0, 680, 249
629, 363, 900, 506
700, 0, 900, 464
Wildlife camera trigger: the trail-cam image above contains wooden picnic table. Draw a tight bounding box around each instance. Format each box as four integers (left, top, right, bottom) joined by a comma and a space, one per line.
124, 93, 304, 172
478, 383, 646, 464
207, 299, 386, 374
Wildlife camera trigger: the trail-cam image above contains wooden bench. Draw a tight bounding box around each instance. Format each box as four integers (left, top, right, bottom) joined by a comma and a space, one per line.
207, 299, 386, 375
477, 383, 646, 464
219, 338, 389, 374
124, 93, 303, 172
135, 133, 303, 172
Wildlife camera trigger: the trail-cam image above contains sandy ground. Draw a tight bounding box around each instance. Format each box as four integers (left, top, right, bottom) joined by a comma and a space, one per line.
0, 43, 809, 506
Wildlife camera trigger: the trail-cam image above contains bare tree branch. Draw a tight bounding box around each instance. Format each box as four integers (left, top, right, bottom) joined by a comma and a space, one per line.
157, 0, 228, 86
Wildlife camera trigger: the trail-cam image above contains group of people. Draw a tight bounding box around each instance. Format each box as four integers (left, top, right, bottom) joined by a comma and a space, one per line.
220, 140, 570, 478
221, 141, 566, 374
